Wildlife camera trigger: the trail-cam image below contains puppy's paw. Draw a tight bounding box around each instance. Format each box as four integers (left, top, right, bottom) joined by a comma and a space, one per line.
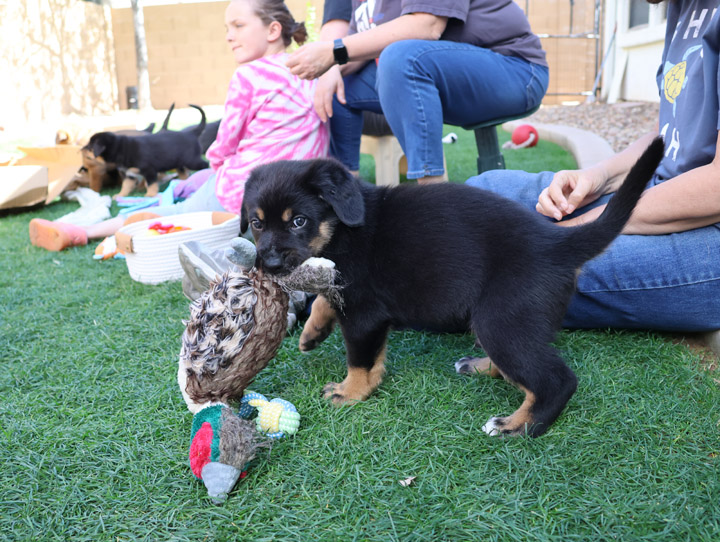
299, 322, 334, 352
322, 382, 360, 405
455, 356, 498, 376
144, 183, 159, 198
481, 416, 528, 437
299, 296, 336, 352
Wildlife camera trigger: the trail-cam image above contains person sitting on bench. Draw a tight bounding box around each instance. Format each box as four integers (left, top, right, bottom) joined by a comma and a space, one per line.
287, 0, 548, 183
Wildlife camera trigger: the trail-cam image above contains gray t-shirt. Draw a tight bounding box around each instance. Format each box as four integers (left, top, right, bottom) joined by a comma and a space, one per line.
349, 0, 547, 67
655, 0, 720, 181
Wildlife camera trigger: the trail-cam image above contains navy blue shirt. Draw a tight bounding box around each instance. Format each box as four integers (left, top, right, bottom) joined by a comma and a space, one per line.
656, 0, 720, 180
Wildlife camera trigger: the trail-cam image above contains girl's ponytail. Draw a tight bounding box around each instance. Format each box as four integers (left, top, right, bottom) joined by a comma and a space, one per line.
290, 21, 308, 46
252, 0, 307, 47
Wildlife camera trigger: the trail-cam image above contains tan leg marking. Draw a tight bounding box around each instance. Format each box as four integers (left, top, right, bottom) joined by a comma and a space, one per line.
483, 385, 537, 437
113, 177, 138, 199
323, 347, 387, 405
144, 181, 159, 197
88, 165, 104, 192
299, 295, 337, 352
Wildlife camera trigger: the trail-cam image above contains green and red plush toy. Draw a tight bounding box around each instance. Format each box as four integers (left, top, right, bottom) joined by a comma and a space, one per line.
188, 393, 300, 503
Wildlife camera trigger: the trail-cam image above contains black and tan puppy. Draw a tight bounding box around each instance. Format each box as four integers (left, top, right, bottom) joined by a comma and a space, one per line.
241, 138, 664, 437
79, 104, 179, 193
84, 104, 208, 198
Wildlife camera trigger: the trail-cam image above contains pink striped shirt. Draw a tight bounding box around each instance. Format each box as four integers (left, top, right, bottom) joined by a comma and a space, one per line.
206, 53, 330, 214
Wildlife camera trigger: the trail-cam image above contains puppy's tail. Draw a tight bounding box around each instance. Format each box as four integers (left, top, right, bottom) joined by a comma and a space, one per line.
560, 136, 664, 267
160, 102, 175, 131
188, 104, 207, 136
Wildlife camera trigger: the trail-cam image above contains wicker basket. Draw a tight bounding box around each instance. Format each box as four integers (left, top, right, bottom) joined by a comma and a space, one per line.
115, 211, 239, 285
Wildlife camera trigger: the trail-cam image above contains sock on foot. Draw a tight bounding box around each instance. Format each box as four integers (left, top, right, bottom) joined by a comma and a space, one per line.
29, 219, 89, 251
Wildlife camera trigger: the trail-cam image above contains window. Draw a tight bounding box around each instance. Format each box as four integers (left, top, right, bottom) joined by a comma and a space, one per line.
629, 0, 650, 28
629, 0, 668, 30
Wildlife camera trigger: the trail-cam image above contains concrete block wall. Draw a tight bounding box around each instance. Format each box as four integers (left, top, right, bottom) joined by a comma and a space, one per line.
526, 0, 600, 104
0, 0, 117, 127
111, 0, 323, 111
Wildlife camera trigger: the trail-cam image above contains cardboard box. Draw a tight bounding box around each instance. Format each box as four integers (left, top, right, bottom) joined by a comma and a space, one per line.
0, 165, 49, 210
14, 146, 83, 204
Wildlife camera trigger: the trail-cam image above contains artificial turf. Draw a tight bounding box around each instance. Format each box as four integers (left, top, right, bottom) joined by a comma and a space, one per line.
1, 127, 718, 541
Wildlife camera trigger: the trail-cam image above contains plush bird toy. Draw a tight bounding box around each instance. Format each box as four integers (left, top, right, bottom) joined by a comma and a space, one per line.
178, 237, 340, 502
189, 403, 264, 504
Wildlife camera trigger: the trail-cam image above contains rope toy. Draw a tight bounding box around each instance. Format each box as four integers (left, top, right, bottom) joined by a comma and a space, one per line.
502, 124, 539, 149
239, 391, 300, 439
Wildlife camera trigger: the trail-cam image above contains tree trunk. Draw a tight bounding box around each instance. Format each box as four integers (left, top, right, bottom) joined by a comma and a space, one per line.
130, 0, 152, 110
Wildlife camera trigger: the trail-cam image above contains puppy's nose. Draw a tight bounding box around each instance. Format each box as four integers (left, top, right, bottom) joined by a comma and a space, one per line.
260, 249, 284, 274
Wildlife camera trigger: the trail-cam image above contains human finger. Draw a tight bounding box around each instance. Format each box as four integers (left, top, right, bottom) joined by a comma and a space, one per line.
536, 187, 564, 221
313, 91, 329, 122
334, 76, 346, 105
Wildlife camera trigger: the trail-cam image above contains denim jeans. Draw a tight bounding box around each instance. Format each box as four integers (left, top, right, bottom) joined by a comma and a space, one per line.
465, 170, 720, 332
330, 40, 549, 178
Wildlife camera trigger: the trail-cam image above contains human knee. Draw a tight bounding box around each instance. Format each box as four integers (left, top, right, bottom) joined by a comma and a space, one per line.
377, 41, 422, 84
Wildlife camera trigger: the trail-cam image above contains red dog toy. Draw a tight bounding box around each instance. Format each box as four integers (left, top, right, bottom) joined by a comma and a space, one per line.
503, 124, 539, 149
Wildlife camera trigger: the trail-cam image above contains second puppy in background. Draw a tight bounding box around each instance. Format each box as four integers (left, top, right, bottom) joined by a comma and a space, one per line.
84, 104, 209, 198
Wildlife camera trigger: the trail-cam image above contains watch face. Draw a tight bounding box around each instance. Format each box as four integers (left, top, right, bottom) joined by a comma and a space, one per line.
333, 39, 349, 65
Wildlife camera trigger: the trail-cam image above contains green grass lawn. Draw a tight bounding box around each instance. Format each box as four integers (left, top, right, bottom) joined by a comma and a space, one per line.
1, 129, 719, 541
359, 126, 577, 184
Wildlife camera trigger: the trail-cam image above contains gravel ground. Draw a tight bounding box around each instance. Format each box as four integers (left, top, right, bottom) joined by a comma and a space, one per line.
527, 101, 660, 153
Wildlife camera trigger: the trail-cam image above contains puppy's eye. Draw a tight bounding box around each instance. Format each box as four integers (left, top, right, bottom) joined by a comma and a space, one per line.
291, 216, 307, 229
250, 218, 263, 230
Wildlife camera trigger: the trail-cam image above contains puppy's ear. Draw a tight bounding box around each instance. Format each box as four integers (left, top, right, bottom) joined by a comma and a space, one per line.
88, 134, 107, 157
240, 203, 249, 234
307, 159, 365, 226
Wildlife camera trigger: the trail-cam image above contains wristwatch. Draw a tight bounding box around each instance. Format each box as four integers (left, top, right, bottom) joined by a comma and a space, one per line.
333, 39, 349, 65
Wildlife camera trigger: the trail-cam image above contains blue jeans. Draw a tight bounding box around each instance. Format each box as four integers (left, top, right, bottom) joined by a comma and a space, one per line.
331, 40, 549, 178
465, 170, 720, 332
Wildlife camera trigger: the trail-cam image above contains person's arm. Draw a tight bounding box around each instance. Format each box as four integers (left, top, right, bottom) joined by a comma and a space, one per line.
287, 12, 448, 80
311, 17, 350, 121
536, 131, 659, 220
320, 18, 349, 41
555, 131, 720, 234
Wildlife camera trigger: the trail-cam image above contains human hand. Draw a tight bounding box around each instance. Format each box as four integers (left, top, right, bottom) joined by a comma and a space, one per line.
536, 167, 607, 221
313, 67, 345, 122
554, 204, 606, 227
286, 41, 335, 79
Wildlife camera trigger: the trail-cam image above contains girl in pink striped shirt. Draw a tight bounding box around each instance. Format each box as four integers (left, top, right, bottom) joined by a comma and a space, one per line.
30, 0, 329, 251
208, 0, 330, 213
